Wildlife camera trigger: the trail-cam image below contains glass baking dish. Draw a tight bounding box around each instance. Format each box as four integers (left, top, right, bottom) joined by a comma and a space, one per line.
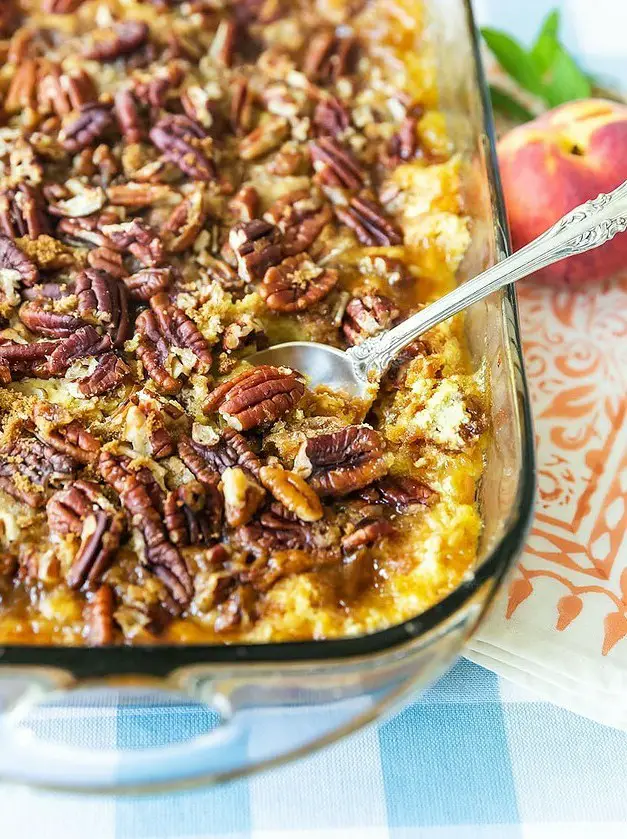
0, 0, 534, 793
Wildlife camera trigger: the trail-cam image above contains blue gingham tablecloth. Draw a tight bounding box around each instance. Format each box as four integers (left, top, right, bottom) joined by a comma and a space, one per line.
2, 659, 627, 838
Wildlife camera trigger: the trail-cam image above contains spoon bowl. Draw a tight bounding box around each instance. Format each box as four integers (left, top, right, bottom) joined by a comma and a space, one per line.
249, 181, 627, 399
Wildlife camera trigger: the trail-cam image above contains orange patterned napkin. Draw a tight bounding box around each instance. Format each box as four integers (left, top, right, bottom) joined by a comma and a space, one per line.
467, 277, 627, 729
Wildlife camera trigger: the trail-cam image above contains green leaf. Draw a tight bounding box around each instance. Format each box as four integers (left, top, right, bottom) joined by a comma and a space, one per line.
488, 86, 535, 123
481, 28, 544, 96
543, 45, 591, 106
530, 10, 561, 75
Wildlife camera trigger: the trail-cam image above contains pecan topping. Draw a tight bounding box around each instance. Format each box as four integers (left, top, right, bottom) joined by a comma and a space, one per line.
335, 196, 402, 247
342, 518, 395, 553
124, 399, 174, 459
214, 584, 256, 633
0, 185, 49, 240
313, 96, 350, 137
376, 476, 435, 509
305, 426, 388, 496
48, 325, 112, 375
303, 30, 358, 84
178, 428, 262, 485
135, 292, 212, 392
385, 115, 422, 166
259, 464, 323, 522
89, 584, 115, 646
149, 115, 216, 182
229, 185, 259, 223
33, 405, 101, 464
87, 246, 127, 278
264, 190, 332, 257
230, 77, 255, 135
310, 138, 364, 190
229, 219, 283, 282
99, 451, 192, 605
38, 64, 97, 118
124, 267, 172, 301
239, 116, 290, 161
102, 219, 165, 267
164, 482, 219, 546
0, 340, 57, 381
221, 466, 265, 527
79, 352, 130, 397
84, 21, 150, 62
260, 254, 338, 312
0, 435, 79, 508
47, 480, 124, 589
204, 366, 305, 430
114, 89, 144, 144
342, 294, 399, 346
209, 18, 239, 67
76, 269, 131, 347
0, 234, 39, 288
19, 301, 84, 337
163, 189, 208, 253
60, 104, 113, 153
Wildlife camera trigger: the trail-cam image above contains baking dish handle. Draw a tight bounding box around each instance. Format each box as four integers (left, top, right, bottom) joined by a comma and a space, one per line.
0, 673, 405, 792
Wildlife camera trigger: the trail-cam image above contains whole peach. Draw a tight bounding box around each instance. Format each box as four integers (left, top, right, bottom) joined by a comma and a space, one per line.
498, 99, 627, 287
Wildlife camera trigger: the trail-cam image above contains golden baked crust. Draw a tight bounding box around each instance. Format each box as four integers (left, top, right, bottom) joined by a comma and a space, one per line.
0, 0, 485, 645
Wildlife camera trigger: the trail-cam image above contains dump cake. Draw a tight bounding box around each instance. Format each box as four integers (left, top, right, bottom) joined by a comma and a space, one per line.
0, 0, 485, 645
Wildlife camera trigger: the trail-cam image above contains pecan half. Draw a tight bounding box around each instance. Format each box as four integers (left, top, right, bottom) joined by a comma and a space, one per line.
178, 428, 262, 485
89, 584, 115, 646
214, 584, 257, 633
264, 190, 332, 257
38, 64, 97, 118
230, 77, 255, 136
164, 481, 219, 546
19, 300, 84, 337
221, 466, 265, 528
239, 116, 290, 161
313, 96, 350, 137
33, 405, 101, 464
303, 30, 358, 84
209, 18, 239, 66
229, 219, 283, 282
163, 189, 208, 253
0, 185, 49, 240
377, 476, 436, 510
341, 518, 395, 553
76, 269, 131, 347
84, 21, 149, 62
60, 104, 113, 153
123, 399, 174, 459
99, 451, 192, 605
48, 325, 112, 375
0, 234, 38, 288
385, 115, 423, 166
305, 426, 388, 496
114, 89, 144, 144
123, 269, 172, 304
342, 294, 399, 346
0, 435, 79, 508
335, 195, 402, 246
261, 254, 337, 312
135, 293, 212, 391
229, 185, 259, 223
0, 340, 57, 381
87, 246, 127, 278
79, 352, 130, 397
47, 480, 124, 589
102, 218, 165, 267
149, 115, 216, 182
204, 366, 305, 430
259, 464, 323, 522
310, 138, 364, 190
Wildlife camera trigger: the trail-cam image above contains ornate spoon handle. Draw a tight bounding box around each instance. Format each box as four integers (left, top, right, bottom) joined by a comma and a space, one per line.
347, 179, 627, 383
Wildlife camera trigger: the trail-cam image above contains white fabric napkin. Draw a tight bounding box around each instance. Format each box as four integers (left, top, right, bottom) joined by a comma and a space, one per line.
467, 0, 627, 731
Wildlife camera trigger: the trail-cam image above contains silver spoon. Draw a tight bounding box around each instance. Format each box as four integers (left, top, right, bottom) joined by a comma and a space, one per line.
250, 180, 627, 399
